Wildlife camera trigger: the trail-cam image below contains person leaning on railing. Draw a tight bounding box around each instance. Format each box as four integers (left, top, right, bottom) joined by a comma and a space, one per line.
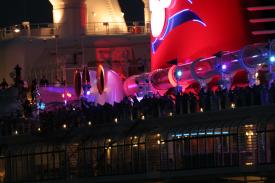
270, 82, 275, 104
0, 78, 8, 90
40, 76, 49, 87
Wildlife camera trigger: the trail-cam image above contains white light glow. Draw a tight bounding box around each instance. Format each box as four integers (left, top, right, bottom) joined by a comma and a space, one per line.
176, 70, 183, 77
14, 28, 20, 33
150, 0, 172, 37
53, 9, 63, 24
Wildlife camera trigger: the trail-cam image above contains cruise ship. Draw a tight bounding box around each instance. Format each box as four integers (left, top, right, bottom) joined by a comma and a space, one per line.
0, 0, 275, 182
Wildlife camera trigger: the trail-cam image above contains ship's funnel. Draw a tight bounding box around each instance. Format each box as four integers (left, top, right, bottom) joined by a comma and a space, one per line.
49, 0, 87, 38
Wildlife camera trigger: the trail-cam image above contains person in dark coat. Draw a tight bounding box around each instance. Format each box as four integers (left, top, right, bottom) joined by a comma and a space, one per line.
0, 78, 8, 89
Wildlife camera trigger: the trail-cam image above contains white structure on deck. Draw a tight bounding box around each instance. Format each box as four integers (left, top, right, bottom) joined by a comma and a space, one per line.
0, 0, 151, 86
49, 0, 129, 38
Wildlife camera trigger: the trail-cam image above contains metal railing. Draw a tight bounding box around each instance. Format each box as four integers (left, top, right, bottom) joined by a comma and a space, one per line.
1, 120, 275, 182
0, 22, 151, 41
86, 22, 151, 35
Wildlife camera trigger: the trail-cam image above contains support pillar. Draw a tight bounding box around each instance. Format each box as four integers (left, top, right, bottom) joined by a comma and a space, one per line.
143, 0, 151, 32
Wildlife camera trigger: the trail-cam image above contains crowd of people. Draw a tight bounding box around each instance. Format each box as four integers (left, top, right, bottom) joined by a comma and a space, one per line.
1, 63, 275, 136
35, 82, 275, 127
1, 81, 275, 136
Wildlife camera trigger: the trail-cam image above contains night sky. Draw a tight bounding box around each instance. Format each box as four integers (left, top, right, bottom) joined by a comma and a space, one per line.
0, 0, 144, 27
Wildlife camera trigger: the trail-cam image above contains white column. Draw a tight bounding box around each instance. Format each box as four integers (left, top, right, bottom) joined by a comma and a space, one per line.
143, 0, 151, 23
143, 0, 151, 33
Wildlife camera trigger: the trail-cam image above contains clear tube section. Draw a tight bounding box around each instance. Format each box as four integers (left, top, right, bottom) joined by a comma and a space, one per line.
124, 43, 268, 96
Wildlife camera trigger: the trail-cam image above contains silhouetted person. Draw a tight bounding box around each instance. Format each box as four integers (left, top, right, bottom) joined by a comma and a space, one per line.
54, 75, 61, 86
175, 93, 182, 115
270, 83, 275, 104
40, 76, 49, 86
199, 88, 205, 110
189, 92, 197, 113
14, 64, 22, 86
0, 78, 8, 89
31, 79, 37, 102
182, 93, 189, 114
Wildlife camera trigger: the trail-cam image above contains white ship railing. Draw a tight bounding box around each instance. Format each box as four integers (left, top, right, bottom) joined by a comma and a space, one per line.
0, 22, 151, 41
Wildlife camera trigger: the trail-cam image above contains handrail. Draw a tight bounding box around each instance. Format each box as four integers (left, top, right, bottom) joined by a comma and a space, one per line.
0, 22, 151, 41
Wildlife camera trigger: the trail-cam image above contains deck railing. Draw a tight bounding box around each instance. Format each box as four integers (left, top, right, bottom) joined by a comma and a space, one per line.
0, 22, 151, 41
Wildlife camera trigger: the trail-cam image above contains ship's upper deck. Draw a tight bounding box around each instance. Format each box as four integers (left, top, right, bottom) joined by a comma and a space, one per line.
0, 22, 150, 41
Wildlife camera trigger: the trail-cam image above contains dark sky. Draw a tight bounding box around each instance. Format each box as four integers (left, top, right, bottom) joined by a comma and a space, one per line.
0, 0, 144, 27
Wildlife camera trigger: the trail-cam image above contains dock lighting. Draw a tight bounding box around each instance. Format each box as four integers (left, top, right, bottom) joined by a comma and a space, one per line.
246, 131, 254, 136
169, 112, 173, 116
245, 162, 253, 166
62, 124, 67, 129
14, 130, 18, 135
200, 108, 204, 112
114, 118, 118, 123
14, 28, 20, 33
108, 139, 111, 142
157, 140, 161, 145
37, 127, 41, 132
245, 124, 254, 128
66, 93, 72, 98
141, 115, 145, 120
231, 103, 236, 109
88, 121, 92, 126
270, 56, 275, 63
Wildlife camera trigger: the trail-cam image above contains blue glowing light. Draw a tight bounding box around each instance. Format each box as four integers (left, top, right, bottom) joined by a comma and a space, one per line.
175, 131, 229, 137
38, 102, 46, 110
176, 70, 183, 78
270, 56, 275, 63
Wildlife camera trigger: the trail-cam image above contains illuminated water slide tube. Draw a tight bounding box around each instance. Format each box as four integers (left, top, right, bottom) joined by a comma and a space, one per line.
74, 65, 124, 105
124, 43, 270, 96
95, 65, 124, 105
